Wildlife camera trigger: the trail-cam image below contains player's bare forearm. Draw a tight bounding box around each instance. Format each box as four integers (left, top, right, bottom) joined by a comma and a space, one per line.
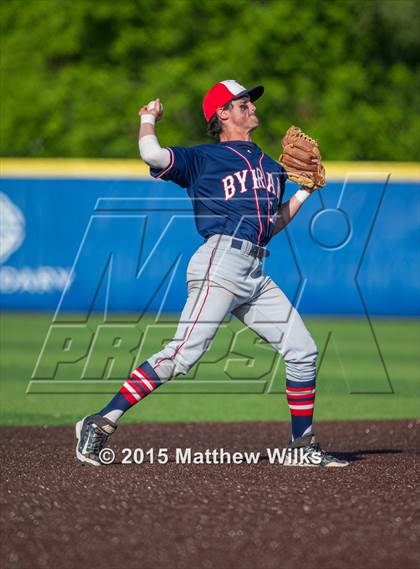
272, 190, 311, 236
272, 197, 302, 235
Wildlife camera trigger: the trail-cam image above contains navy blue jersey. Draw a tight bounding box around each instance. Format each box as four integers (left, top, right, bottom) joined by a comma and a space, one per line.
150, 140, 287, 246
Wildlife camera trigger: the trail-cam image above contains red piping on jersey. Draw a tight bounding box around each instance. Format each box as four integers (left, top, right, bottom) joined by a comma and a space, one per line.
153, 247, 216, 372
225, 145, 264, 246
154, 147, 175, 178
258, 152, 271, 231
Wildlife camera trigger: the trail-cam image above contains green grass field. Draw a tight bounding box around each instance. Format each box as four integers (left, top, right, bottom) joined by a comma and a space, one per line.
0, 312, 418, 426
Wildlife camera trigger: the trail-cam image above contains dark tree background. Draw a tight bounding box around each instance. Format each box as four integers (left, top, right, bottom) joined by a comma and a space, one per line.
1, 0, 418, 160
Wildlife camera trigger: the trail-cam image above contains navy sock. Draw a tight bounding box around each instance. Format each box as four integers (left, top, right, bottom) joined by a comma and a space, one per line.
286, 378, 316, 440
99, 361, 162, 421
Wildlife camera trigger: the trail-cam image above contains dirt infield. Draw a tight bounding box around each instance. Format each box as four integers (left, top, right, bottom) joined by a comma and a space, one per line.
1, 420, 419, 569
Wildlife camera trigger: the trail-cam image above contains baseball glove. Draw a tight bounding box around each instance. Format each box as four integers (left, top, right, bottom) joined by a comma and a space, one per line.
279, 126, 325, 190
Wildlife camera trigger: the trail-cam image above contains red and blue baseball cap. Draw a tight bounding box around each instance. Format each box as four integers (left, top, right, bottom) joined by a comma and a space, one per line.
202, 80, 264, 122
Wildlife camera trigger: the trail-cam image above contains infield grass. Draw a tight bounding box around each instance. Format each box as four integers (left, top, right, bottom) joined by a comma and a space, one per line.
0, 312, 418, 426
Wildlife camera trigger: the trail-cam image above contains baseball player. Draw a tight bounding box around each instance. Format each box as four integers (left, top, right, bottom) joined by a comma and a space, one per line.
75, 80, 348, 467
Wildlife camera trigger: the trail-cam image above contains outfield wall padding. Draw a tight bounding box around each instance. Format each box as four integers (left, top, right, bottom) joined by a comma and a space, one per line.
0, 167, 418, 316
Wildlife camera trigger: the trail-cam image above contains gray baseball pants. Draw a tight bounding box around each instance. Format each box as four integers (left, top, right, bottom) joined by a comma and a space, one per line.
146, 234, 318, 383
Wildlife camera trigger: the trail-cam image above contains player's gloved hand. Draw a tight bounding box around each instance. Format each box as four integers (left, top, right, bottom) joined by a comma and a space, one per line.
279, 126, 325, 190
138, 98, 164, 122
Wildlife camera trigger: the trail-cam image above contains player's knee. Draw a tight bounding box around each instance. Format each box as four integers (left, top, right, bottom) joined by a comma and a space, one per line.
283, 335, 317, 382
303, 336, 318, 363
148, 333, 213, 382
148, 351, 193, 383
284, 335, 317, 364
172, 353, 192, 376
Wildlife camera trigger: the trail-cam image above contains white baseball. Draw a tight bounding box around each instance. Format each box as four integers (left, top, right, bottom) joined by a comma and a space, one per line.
147, 100, 163, 115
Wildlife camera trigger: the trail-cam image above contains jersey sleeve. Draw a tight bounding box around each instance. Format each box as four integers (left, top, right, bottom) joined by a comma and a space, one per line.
150, 146, 206, 188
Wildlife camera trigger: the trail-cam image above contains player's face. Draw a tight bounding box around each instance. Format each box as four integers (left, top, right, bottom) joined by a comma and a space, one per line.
228, 97, 259, 131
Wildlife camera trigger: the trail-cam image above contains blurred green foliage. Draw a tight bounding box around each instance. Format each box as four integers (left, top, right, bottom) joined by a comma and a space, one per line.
0, 0, 419, 160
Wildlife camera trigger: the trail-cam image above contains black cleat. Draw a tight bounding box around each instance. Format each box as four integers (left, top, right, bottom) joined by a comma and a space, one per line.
75, 414, 117, 466
284, 433, 350, 467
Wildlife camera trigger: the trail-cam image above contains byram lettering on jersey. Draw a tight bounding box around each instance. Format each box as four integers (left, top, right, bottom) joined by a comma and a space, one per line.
222, 168, 282, 200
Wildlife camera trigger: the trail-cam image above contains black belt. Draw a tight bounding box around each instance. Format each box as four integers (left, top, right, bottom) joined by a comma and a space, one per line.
231, 238, 270, 259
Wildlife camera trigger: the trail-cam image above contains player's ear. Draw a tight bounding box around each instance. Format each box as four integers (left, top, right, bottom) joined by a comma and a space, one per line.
217, 107, 230, 121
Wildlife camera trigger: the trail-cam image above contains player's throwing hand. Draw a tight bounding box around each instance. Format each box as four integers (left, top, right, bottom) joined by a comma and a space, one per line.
138, 98, 164, 122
